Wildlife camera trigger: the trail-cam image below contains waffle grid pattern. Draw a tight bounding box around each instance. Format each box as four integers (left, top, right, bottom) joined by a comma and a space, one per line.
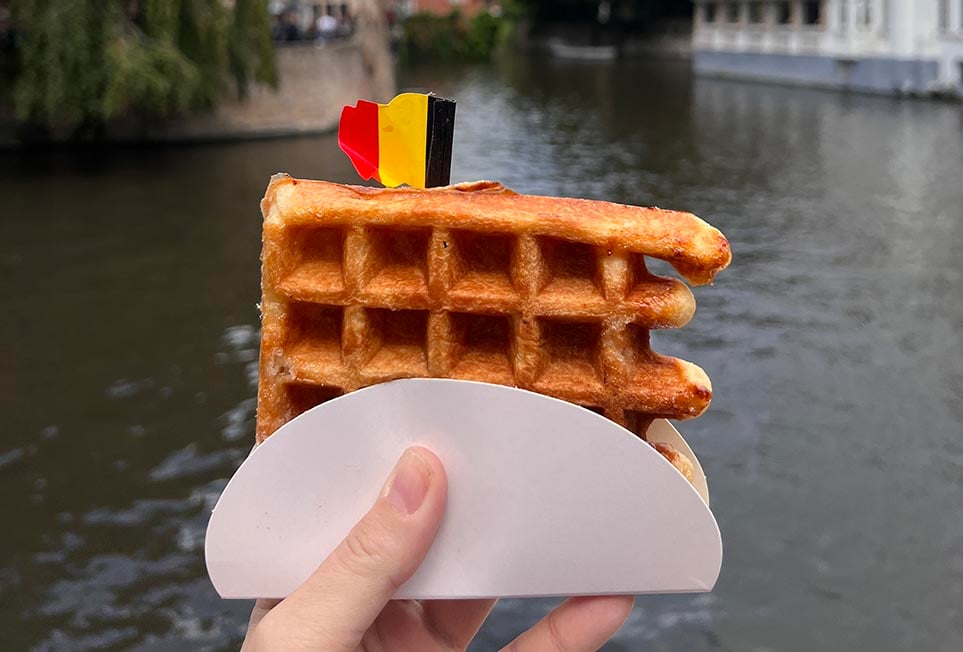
258, 212, 712, 441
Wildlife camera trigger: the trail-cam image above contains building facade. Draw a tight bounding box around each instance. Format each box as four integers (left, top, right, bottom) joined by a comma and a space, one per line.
693, 1, 963, 96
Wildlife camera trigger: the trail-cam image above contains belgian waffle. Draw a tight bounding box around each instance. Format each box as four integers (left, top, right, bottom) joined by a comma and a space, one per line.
257, 175, 731, 478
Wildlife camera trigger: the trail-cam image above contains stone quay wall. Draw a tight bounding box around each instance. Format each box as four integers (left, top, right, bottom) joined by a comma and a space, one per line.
136, 39, 395, 143
0, 38, 394, 147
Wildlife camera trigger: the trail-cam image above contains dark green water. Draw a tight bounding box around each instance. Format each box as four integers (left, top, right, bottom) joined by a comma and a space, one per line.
1, 56, 962, 651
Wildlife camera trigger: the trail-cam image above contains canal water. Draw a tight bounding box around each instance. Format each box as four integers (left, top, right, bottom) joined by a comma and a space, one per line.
1, 56, 961, 651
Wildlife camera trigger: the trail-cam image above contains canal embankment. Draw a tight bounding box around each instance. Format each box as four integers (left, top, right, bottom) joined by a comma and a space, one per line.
141, 39, 394, 143
0, 36, 393, 149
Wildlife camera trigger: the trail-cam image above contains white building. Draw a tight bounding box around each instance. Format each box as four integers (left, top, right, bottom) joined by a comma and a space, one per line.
693, 1, 963, 96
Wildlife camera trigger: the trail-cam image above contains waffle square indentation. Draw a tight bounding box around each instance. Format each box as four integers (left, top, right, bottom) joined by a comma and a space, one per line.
536, 237, 605, 312
449, 231, 519, 307
626, 252, 663, 304
449, 312, 514, 383
623, 323, 654, 377
361, 308, 429, 378
362, 227, 431, 301
284, 383, 344, 416
534, 318, 605, 400
279, 227, 345, 300
285, 303, 344, 368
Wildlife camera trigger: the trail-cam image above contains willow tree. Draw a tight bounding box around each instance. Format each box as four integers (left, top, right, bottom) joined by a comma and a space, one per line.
8, 0, 277, 134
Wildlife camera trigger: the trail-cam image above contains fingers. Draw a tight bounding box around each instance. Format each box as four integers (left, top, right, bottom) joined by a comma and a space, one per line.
241, 599, 282, 651
262, 447, 448, 651
422, 599, 497, 649
502, 596, 634, 652
247, 599, 281, 630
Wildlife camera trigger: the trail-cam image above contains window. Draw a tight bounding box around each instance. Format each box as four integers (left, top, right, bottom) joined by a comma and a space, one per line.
839, 0, 848, 26
803, 0, 821, 25
938, 0, 949, 31
856, 0, 871, 27
776, 1, 792, 25
748, 1, 763, 23
726, 2, 740, 23
705, 2, 717, 23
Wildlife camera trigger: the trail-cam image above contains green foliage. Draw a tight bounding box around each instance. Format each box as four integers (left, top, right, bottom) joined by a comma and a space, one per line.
401, 10, 509, 62
5, 0, 277, 133
103, 29, 201, 120
463, 11, 501, 60
146, 0, 180, 39
11, 0, 114, 128
401, 13, 460, 60
230, 0, 278, 100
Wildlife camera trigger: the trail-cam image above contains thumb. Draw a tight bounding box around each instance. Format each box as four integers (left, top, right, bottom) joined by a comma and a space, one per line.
266, 446, 447, 650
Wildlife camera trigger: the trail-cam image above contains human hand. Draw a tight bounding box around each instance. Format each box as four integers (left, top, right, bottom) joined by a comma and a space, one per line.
241, 446, 633, 651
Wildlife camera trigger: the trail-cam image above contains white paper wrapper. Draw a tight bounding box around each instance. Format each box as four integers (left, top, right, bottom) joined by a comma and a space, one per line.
205, 379, 722, 599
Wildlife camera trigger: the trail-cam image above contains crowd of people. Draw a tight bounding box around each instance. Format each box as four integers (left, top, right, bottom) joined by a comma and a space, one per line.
270, 1, 356, 43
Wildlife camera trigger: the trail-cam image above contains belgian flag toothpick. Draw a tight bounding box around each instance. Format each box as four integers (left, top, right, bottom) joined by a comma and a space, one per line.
338, 93, 456, 189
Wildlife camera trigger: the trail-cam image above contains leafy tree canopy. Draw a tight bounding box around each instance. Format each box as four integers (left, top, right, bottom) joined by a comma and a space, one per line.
4, 0, 277, 133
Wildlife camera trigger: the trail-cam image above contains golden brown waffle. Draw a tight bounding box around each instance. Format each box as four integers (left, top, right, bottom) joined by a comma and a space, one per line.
256, 175, 730, 466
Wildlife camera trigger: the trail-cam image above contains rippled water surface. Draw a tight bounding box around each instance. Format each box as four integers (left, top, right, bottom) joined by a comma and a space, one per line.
1, 57, 962, 651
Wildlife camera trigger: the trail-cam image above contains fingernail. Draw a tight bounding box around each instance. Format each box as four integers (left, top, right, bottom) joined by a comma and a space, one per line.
383, 449, 431, 515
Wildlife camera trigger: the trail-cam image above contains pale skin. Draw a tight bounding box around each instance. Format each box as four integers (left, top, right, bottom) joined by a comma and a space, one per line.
242, 447, 634, 651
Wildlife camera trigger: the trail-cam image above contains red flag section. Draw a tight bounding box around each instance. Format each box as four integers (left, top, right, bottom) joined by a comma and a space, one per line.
338, 99, 380, 182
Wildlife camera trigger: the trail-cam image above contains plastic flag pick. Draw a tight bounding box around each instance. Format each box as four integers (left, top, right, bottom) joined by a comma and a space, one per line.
338, 93, 456, 189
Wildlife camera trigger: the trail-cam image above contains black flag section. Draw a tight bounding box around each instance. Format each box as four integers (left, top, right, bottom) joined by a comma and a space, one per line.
425, 95, 456, 188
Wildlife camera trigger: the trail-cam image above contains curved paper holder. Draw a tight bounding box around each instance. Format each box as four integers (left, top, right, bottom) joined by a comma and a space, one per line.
206, 379, 722, 599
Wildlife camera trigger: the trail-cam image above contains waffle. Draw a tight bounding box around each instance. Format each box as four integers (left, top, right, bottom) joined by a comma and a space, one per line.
256, 175, 730, 476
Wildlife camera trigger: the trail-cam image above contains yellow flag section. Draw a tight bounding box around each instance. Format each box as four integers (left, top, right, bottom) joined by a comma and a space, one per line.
378, 93, 428, 189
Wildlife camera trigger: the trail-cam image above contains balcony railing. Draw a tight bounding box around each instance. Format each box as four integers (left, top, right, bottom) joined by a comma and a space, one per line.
694, 21, 891, 58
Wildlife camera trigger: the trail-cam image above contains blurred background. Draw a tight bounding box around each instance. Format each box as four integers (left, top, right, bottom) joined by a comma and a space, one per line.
1, 1, 962, 650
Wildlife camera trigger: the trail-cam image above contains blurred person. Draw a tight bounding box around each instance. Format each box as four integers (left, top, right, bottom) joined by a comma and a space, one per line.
337, 2, 355, 37
283, 10, 301, 41
268, 0, 288, 40
316, 9, 338, 41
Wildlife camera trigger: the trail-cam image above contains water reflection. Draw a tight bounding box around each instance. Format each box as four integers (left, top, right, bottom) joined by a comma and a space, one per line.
0, 55, 961, 650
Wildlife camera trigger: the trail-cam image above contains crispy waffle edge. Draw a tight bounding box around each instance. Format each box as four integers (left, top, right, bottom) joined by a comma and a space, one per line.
255, 175, 731, 447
